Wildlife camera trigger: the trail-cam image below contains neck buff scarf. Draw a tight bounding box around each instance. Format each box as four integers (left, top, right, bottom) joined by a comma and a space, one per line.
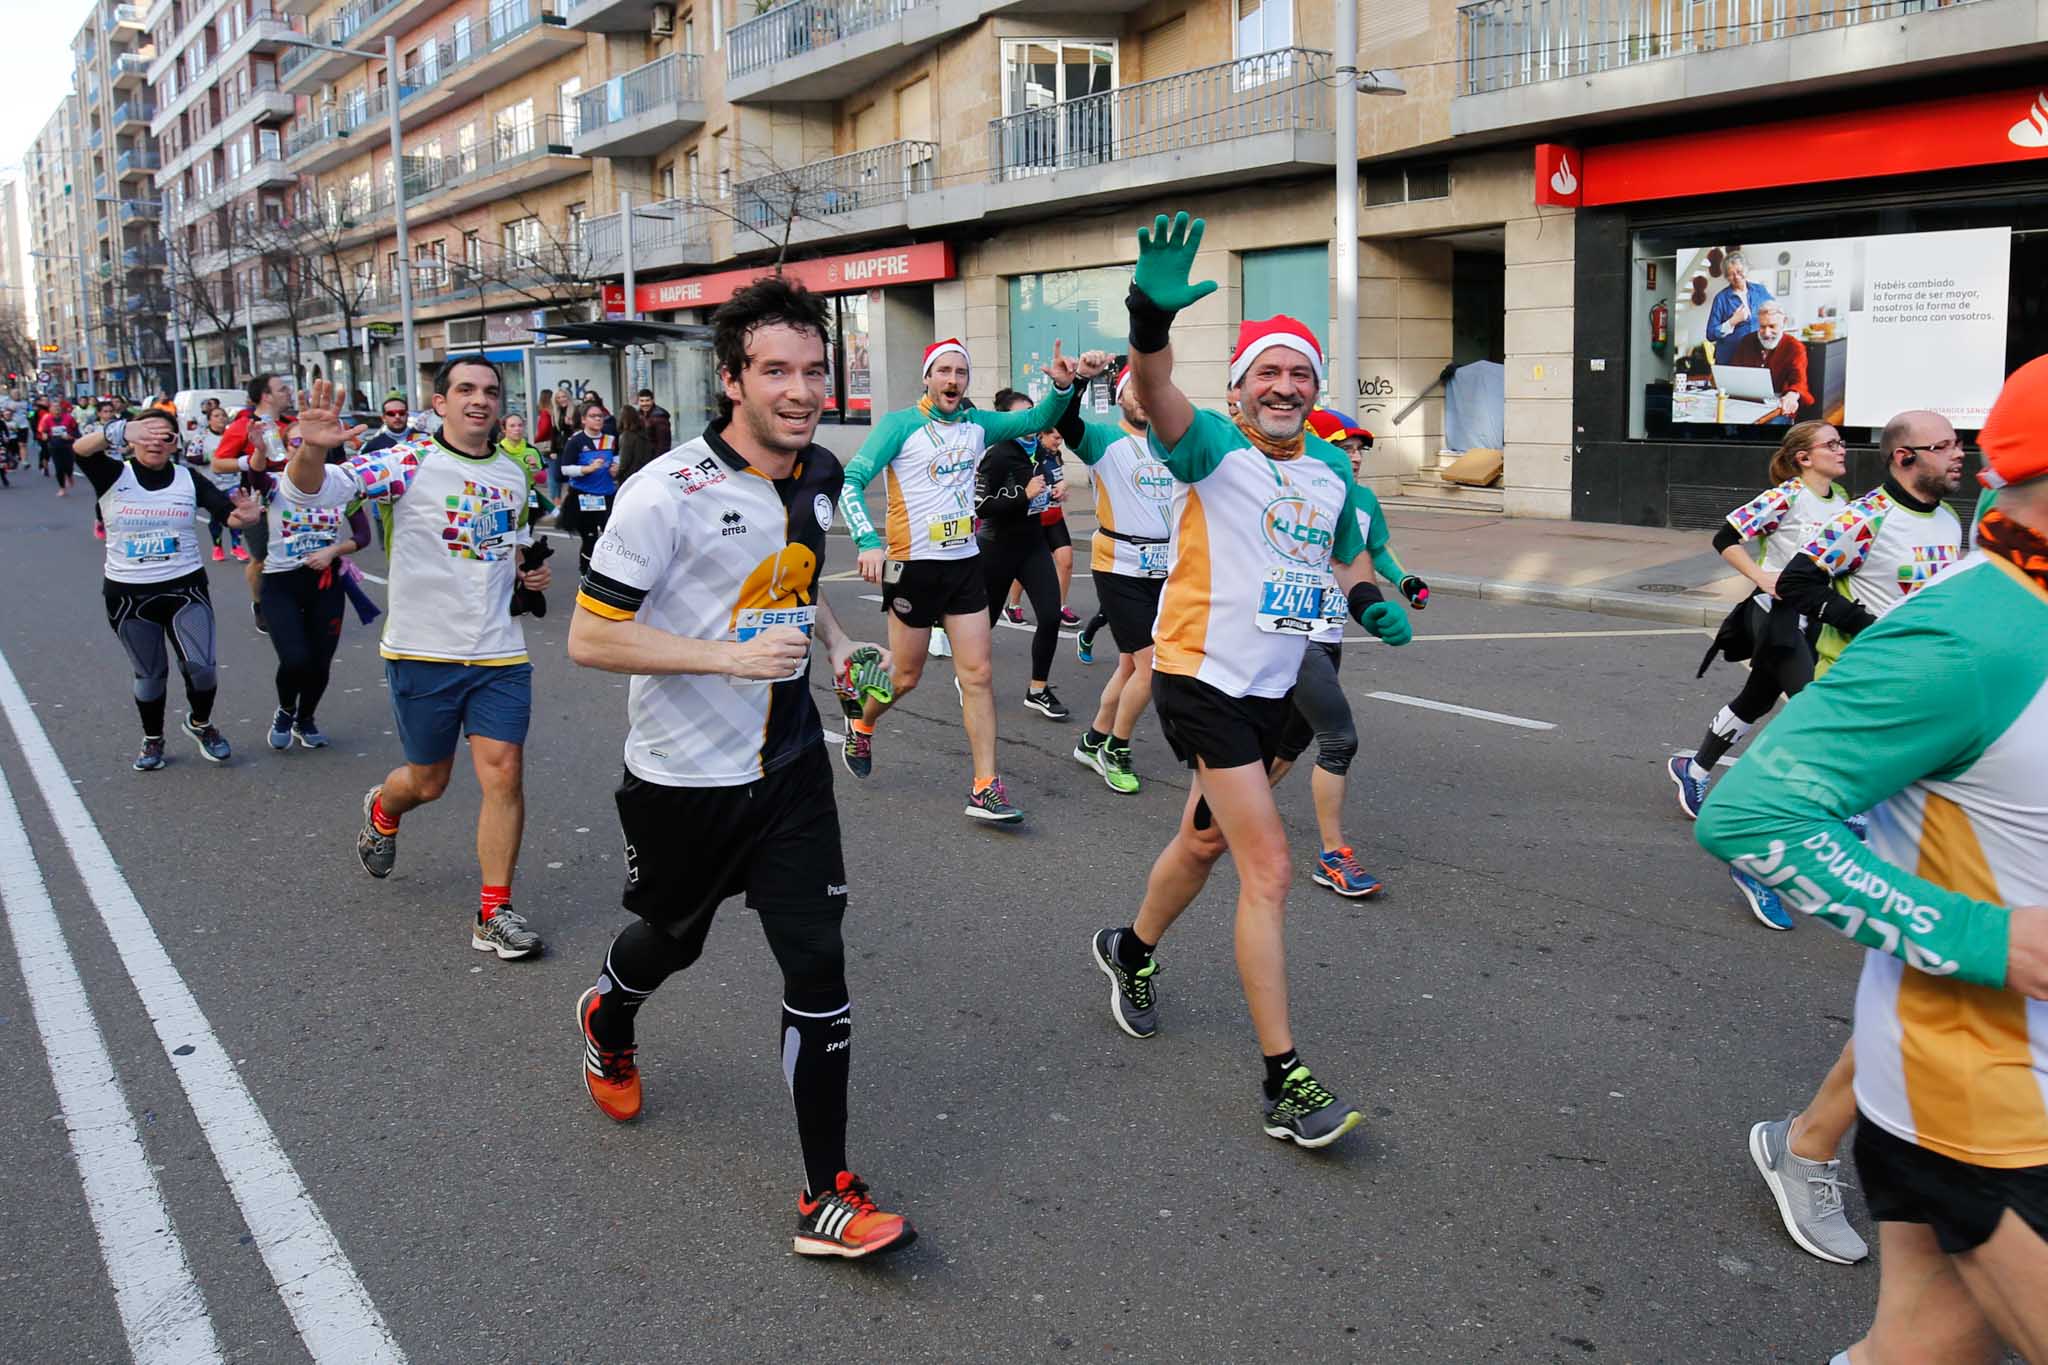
1977, 508, 2048, 595
1234, 414, 1304, 461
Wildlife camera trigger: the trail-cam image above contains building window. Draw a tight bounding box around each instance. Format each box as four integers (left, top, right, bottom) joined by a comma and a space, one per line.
1234, 0, 1292, 57
1364, 160, 1450, 206
685, 150, 700, 202
998, 41, 1117, 176
502, 215, 541, 264
659, 163, 675, 199
566, 202, 585, 249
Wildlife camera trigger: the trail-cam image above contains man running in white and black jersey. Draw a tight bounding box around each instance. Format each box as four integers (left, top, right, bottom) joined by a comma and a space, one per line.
567, 277, 914, 1259
74, 408, 260, 769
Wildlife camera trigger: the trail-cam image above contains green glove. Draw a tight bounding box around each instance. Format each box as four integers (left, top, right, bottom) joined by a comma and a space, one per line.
1133, 212, 1219, 313
1360, 600, 1412, 647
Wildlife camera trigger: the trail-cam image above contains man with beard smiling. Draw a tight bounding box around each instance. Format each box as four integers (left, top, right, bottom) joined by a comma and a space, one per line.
836, 336, 1078, 824
1087, 213, 1412, 1150
1722, 300, 1813, 423
284, 362, 554, 962
565, 277, 913, 1259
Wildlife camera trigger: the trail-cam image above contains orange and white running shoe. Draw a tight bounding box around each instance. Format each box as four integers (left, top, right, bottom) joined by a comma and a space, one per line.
576, 986, 641, 1122
794, 1172, 916, 1259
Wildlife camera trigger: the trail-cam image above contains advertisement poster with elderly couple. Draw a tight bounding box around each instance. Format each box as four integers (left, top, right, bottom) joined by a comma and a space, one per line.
1666, 226, 2010, 428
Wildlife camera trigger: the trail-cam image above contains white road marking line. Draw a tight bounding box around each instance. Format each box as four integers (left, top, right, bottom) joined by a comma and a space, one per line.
850, 594, 1080, 639
0, 647, 407, 1365
1366, 690, 1557, 731
0, 761, 223, 1365
357, 571, 387, 584
1403, 628, 1710, 642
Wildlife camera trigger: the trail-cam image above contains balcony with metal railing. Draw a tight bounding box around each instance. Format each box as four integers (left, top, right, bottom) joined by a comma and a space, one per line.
116, 146, 161, 179
389, 0, 580, 128
123, 243, 168, 272
112, 50, 151, 88
562, 0, 677, 33
1452, 0, 2012, 133
106, 4, 146, 32
87, 124, 105, 152
112, 98, 155, 130
733, 140, 937, 250
117, 198, 160, 225
574, 54, 705, 158
126, 288, 172, 315
285, 88, 388, 174
579, 198, 711, 276
726, 0, 951, 102
323, 114, 584, 247
220, 70, 295, 125
278, 0, 412, 91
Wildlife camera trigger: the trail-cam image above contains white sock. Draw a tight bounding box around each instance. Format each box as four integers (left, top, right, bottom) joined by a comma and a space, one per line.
1830, 1353, 1852, 1365
1708, 705, 1754, 745
1687, 759, 1713, 783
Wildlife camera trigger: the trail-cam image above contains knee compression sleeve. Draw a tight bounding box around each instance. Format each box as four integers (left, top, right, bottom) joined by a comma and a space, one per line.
1314, 727, 1358, 776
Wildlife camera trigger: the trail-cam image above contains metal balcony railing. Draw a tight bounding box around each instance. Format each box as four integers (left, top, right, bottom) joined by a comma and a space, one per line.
987, 48, 1332, 181
116, 147, 161, 175
335, 114, 580, 225
118, 199, 160, 223
112, 51, 151, 79
578, 197, 708, 271
221, 72, 283, 117
735, 139, 937, 227
126, 289, 171, 314
122, 244, 167, 271
94, 172, 109, 195
106, 4, 144, 30
287, 87, 388, 158
728, 0, 927, 79
395, 0, 565, 94
95, 214, 111, 237
112, 98, 156, 125
1456, 0, 1982, 93
577, 53, 702, 133
88, 126, 105, 152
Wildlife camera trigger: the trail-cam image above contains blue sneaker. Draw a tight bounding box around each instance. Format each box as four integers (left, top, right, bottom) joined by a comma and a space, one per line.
292, 722, 329, 750
1312, 848, 1384, 898
267, 708, 294, 750
1075, 626, 1096, 665
1666, 754, 1710, 820
1731, 866, 1794, 931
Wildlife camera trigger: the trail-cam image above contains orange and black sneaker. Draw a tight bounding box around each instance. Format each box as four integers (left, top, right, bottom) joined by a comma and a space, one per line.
794, 1172, 916, 1259
576, 986, 641, 1122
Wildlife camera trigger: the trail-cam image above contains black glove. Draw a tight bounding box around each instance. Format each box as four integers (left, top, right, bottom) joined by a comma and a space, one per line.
510, 536, 554, 618
1399, 575, 1430, 610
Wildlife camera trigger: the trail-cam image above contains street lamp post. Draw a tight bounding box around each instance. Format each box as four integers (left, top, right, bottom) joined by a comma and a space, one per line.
282, 31, 417, 408
1331, 18, 1406, 423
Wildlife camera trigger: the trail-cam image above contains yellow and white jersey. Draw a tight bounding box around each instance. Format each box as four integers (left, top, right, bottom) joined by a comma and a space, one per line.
1069, 420, 1175, 578
1149, 410, 1373, 699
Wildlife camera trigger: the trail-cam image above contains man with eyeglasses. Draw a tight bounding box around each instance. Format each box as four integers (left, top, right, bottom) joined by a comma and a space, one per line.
1723, 407, 1965, 1271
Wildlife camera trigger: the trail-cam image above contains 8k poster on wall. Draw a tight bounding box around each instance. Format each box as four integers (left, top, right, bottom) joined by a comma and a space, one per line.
1669, 227, 2010, 428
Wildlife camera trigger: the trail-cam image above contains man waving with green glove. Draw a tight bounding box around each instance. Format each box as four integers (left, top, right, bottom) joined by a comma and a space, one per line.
1087, 212, 1413, 1150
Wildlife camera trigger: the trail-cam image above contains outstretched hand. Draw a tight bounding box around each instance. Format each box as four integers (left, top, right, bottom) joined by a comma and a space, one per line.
1044, 339, 1076, 389
293, 378, 367, 453
1133, 212, 1218, 313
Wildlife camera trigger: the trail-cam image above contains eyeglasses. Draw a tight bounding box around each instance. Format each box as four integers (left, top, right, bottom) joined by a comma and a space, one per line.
1817, 438, 1846, 450
1900, 438, 1962, 455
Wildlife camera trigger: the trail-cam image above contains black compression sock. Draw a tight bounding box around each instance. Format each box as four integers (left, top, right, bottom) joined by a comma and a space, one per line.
782, 1001, 851, 1197
1263, 1049, 1301, 1100
589, 924, 686, 1050
1084, 727, 1109, 747
187, 688, 218, 727
1114, 927, 1154, 972
136, 695, 166, 738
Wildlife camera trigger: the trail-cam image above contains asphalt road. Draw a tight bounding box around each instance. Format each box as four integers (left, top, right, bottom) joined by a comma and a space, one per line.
0, 472, 1884, 1364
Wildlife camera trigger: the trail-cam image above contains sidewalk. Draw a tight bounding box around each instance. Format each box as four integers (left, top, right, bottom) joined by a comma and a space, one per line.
1047, 485, 1744, 628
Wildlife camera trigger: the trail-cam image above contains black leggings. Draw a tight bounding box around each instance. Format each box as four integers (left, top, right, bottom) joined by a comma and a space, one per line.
1276, 640, 1357, 774
259, 567, 345, 728
574, 499, 611, 579
50, 440, 74, 489
105, 579, 219, 737
980, 532, 1060, 682
1695, 642, 1815, 771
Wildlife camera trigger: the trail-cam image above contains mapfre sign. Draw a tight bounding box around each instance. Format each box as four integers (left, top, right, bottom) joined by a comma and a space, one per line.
1581, 84, 2048, 205
631, 242, 956, 314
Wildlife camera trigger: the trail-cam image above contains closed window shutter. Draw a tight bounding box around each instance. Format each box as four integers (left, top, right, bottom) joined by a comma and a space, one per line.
1141, 15, 1187, 79
853, 100, 890, 151
897, 77, 932, 144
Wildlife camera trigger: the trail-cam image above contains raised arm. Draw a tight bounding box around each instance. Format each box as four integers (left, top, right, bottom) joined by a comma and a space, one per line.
285, 379, 367, 496
1124, 213, 1216, 453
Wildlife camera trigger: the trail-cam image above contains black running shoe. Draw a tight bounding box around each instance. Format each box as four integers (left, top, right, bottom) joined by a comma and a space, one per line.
1024, 687, 1069, 721
251, 600, 268, 636
1261, 1066, 1362, 1149
1090, 928, 1159, 1039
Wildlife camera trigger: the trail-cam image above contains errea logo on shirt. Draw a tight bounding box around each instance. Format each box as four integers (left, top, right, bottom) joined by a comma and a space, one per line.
1261, 495, 1335, 563
721, 510, 747, 537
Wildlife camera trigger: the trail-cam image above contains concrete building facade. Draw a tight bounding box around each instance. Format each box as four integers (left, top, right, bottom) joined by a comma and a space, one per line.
26, 99, 90, 393
75, 0, 172, 395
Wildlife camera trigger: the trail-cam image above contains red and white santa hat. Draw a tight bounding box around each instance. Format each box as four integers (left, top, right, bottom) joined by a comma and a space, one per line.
1114, 364, 1134, 402
923, 338, 970, 378
1229, 315, 1325, 388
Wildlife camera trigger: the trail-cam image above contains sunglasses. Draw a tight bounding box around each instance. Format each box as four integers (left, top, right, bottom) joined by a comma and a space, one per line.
383, 409, 407, 418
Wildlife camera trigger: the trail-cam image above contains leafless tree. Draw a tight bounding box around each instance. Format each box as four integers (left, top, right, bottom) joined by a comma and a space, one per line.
272, 209, 380, 404
165, 222, 247, 377
0, 312, 38, 384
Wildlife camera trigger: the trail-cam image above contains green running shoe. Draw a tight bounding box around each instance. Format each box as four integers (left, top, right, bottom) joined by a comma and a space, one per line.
1099, 743, 1140, 795
835, 645, 892, 722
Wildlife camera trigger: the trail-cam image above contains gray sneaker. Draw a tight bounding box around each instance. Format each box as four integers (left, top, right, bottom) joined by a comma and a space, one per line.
472, 905, 542, 960
1090, 928, 1159, 1039
1262, 1066, 1363, 1148
1749, 1116, 1868, 1264
182, 715, 231, 763
356, 787, 397, 879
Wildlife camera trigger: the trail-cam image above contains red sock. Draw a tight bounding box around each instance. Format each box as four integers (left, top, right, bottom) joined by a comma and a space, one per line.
369, 795, 399, 836
480, 884, 511, 923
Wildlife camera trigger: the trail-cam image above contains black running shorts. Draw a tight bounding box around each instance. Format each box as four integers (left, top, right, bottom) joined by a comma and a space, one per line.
1092, 570, 1164, 655
1151, 670, 1292, 771
616, 741, 848, 951
1042, 517, 1072, 553
881, 555, 986, 629
1854, 1114, 2048, 1255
